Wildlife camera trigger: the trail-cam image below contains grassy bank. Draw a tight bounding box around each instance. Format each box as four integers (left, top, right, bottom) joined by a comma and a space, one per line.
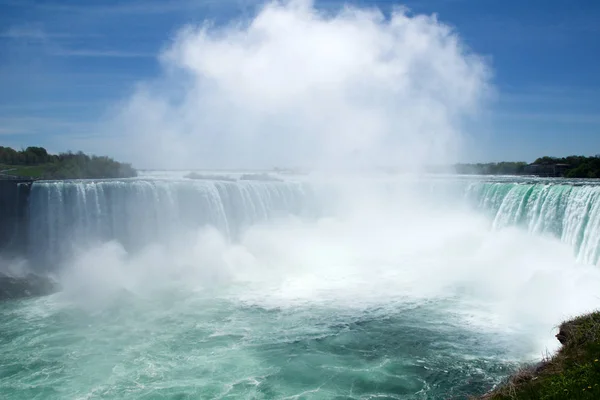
0, 163, 50, 178
0, 147, 136, 180
480, 312, 600, 399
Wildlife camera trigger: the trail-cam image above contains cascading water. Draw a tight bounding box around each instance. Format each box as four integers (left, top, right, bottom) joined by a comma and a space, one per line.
3, 0, 594, 396
27, 176, 600, 270
2, 174, 600, 400
26, 178, 316, 269
466, 178, 600, 265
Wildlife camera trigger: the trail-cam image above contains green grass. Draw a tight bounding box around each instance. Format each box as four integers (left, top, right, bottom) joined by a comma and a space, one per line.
0, 164, 51, 178
480, 312, 600, 400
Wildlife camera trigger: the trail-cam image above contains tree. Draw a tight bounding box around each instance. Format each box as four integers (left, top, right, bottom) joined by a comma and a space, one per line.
0, 146, 137, 179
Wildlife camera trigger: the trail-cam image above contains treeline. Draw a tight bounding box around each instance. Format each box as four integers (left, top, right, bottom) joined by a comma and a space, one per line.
0, 146, 52, 165
454, 155, 600, 178
532, 155, 600, 178
454, 162, 528, 175
0, 146, 136, 179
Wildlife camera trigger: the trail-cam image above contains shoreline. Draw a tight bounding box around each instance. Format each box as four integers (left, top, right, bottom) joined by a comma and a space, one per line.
476, 311, 600, 399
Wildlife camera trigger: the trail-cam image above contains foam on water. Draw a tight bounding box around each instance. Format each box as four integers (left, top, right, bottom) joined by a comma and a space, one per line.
3, 175, 600, 399
1, 1, 586, 397
27, 178, 315, 268
467, 179, 600, 264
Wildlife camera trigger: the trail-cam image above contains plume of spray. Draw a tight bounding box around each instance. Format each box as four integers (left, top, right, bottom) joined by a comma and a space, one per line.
56, 0, 600, 362
0, 256, 27, 276
105, 0, 490, 171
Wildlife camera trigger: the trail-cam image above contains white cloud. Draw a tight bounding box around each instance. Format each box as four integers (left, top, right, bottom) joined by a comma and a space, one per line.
0, 127, 25, 135
0, 116, 93, 137
105, 0, 491, 170
0, 25, 74, 40
1, 25, 46, 40
49, 49, 154, 58
9, 0, 252, 15
494, 111, 600, 125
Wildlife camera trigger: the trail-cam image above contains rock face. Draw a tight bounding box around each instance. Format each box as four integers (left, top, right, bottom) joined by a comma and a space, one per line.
0, 273, 56, 301
555, 329, 568, 345
0, 179, 32, 256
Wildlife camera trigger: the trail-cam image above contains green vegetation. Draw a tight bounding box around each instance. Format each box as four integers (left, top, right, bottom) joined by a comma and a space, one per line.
0, 164, 47, 178
455, 155, 600, 178
455, 162, 528, 175
0, 146, 136, 180
480, 312, 600, 400
533, 156, 600, 178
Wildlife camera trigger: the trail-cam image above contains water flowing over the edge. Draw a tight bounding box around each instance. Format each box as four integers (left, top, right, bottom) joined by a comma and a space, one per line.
24, 176, 600, 268
466, 180, 600, 265
5, 176, 600, 399
27, 179, 316, 268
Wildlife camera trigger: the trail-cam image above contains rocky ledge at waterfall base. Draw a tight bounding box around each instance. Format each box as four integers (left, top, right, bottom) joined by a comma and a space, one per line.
477, 311, 600, 400
0, 273, 57, 301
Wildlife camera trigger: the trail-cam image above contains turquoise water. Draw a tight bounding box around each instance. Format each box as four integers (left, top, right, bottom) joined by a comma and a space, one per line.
465, 178, 600, 264
1, 288, 521, 399
3, 175, 600, 399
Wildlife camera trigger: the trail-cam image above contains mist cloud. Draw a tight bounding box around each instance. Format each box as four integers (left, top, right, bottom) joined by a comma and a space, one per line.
110, 0, 491, 170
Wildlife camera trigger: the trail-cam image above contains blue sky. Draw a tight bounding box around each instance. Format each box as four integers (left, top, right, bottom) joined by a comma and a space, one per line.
0, 0, 599, 165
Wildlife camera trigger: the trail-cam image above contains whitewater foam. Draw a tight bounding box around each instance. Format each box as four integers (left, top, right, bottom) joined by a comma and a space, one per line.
4, 175, 600, 399
37, 176, 600, 356
467, 179, 600, 264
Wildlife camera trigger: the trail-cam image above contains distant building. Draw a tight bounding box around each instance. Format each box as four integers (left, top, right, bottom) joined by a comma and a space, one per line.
524, 163, 570, 177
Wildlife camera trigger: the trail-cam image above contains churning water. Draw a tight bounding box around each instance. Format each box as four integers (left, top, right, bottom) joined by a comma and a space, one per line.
2, 173, 600, 399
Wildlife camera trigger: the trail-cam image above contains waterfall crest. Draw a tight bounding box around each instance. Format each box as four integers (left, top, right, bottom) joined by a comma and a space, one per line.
28, 179, 314, 267
467, 181, 600, 265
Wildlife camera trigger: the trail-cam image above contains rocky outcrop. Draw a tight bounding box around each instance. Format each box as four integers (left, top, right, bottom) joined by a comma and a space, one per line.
0, 179, 33, 255
0, 273, 56, 301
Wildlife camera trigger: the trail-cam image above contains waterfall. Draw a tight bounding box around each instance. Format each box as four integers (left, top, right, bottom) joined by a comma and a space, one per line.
21, 176, 600, 269
27, 178, 315, 268
466, 181, 600, 265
